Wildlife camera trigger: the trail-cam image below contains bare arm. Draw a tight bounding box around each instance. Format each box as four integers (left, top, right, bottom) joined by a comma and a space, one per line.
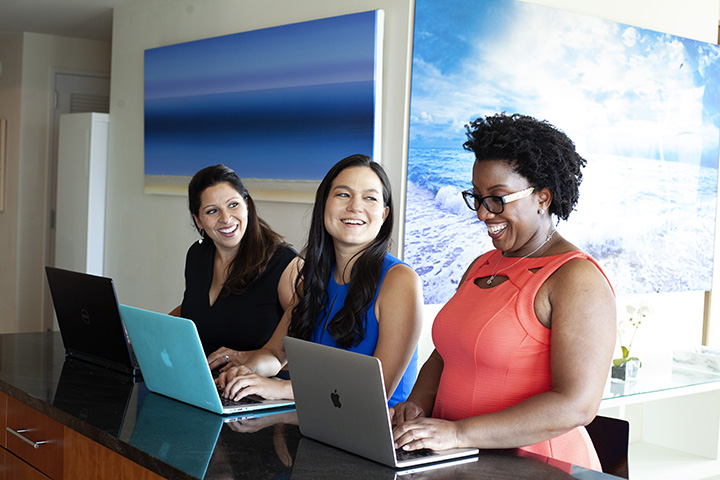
216, 263, 301, 400
210, 256, 301, 372
277, 256, 303, 312
218, 309, 292, 384
216, 311, 295, 401
394, 258, 616, 451
373, 264, 424, 400
392, 258, 476, 424
220, 262, 424, 403
392, 349, 444, 420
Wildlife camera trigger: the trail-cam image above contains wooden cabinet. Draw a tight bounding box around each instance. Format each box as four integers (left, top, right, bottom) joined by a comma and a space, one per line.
63, 427, 163, 480
5, 397, 64, 479
0, 391, 5, 447
0, 391, 54, 479
0, 392, 162, 480
0, 449, 52, 480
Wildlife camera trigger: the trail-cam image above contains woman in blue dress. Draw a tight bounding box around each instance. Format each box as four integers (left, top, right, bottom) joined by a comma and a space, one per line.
218, 154, 423, 406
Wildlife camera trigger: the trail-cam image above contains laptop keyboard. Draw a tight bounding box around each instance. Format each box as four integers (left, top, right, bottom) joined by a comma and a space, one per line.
217, 389, 262, 406
395, 448, 436, 461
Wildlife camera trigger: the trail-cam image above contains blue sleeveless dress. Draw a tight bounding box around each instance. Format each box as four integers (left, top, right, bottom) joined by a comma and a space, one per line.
311, 254, 418, 406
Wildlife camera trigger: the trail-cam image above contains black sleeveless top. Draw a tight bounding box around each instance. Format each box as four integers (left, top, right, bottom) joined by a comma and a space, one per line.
180, 240, 298, 355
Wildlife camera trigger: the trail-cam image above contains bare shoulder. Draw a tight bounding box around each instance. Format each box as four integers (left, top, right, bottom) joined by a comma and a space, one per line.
547, 255, 614, 302
382, 263, 422, 290
553, 255, 607, 281
285, 255, 304, 274
376, 263, 423, 308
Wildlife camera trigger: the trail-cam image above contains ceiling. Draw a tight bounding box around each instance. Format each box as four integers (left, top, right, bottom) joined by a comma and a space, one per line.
0, 0, 135, 42
3, 1, 719, 44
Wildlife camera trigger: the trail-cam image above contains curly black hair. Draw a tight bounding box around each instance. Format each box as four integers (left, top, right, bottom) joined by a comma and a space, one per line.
462, 113, 586, 221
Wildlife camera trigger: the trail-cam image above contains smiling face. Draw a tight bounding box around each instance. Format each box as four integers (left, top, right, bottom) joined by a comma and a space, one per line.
192, 182, 248, 255
472, 160, 551, 255
323, 166, 389, 255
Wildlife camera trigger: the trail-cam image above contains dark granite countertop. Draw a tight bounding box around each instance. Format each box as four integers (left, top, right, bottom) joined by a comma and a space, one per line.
0, 332, 617, 479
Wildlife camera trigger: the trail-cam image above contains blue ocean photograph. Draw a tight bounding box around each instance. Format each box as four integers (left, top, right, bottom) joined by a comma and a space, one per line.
404, 0, 720, 303
144, 10, 383, 188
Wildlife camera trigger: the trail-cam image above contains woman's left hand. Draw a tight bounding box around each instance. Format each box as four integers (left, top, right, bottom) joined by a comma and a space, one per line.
208, 347, 252, 372
392, 417, 461, 452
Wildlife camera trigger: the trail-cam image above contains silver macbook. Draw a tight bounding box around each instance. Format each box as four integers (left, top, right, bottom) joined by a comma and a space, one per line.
284, 336, 479, 471
118, 304, 294, 415
291, 437, 479, 479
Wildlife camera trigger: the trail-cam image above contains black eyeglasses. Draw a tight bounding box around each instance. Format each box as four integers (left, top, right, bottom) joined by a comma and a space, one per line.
461, 187, 534, 214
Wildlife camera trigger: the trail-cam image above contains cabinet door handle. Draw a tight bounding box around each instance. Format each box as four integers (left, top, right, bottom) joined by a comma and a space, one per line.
6, 427, 50, 449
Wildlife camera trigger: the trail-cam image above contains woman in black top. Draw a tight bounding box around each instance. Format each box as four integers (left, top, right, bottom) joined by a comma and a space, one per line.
170, 165, 301, 370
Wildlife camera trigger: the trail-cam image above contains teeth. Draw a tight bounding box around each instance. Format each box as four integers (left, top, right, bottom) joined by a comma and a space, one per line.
342, 219, 364, 225
219, 225, 238, 234
487, 224, 507, 234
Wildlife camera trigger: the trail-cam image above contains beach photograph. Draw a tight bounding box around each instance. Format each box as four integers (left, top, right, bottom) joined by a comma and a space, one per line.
404, 0, 720, 303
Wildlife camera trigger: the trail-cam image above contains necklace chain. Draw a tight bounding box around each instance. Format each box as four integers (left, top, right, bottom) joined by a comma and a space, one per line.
486, 230, 557, 285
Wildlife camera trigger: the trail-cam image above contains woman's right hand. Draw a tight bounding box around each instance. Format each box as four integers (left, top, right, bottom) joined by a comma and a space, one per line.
389, 400, 426, 427
221, 372, 292, 402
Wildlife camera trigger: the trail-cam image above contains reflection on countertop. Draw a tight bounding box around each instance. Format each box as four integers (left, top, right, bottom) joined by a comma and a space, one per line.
0, 331, 620, 479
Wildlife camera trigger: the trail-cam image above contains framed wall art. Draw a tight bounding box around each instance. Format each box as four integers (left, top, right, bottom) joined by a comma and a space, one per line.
405, 0, 720, 302
144, 10, 384, 202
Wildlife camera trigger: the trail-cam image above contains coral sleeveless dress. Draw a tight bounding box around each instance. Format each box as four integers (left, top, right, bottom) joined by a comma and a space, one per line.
432, 250, 611, 471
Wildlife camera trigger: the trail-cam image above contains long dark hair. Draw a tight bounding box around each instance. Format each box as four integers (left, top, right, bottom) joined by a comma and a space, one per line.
288, 154, 394, 348
188, 164, 287, 294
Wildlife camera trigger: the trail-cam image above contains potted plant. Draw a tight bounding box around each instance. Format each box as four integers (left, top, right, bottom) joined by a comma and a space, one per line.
611, 304, 649, 381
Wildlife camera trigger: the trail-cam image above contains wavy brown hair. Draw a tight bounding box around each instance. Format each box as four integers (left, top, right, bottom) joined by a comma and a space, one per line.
188, 164, 288, 295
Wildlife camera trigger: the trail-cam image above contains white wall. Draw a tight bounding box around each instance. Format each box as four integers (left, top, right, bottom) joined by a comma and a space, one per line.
0, 33, 110, 333
0, 35, 23, 332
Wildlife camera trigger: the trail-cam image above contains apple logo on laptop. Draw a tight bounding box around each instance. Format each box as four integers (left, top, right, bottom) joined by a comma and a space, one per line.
330, 389, 342, 408
160, 349, 173, 368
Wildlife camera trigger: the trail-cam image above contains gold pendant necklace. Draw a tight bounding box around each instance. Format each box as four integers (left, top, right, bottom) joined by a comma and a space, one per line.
486, 230, 557, 285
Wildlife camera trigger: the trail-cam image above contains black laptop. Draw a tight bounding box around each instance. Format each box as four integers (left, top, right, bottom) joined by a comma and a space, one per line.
53, 357, 138, 435
45, 266, 141, 376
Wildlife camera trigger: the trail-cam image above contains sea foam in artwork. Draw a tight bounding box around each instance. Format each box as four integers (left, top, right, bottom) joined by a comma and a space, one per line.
404, 148, 718, 304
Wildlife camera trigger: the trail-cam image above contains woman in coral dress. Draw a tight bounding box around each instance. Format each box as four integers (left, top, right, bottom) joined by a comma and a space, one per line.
391, 113, 616, 471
